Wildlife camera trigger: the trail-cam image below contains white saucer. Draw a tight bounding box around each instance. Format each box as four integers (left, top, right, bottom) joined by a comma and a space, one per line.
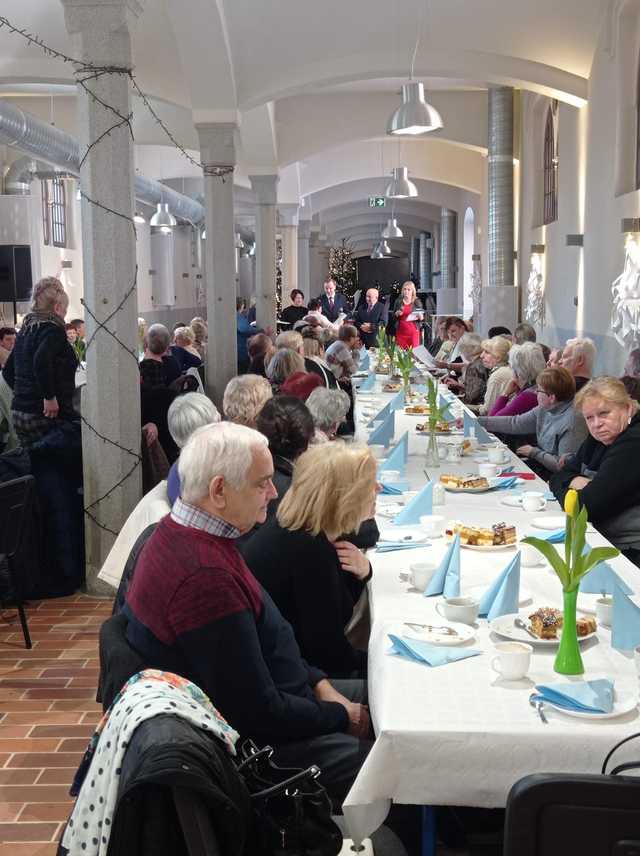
403, 621, 475, 646
531, 516, 566, 530
540, 689, 637, 720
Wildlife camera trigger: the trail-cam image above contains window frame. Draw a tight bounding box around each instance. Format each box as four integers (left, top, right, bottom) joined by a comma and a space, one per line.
41, 180, 51, 246
542, 107, 558, 225
50, 177, 67, 249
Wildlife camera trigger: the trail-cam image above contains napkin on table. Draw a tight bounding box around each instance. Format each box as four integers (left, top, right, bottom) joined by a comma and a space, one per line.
393, 481, 433, 524
357, 373, 376, 392
390, 390, 405, 412
368, 410, 395, 448
359, 350, 370, 372
491, 477, 518, 491
478, 553, 521, 620
534, 528, 565, 543
464, 412, 494, 444
378, 481, 410, 495
376, 542, 427, 553
531, 678, 614, 714
579, 548, 633, 595
388, 635, 481, 667
378, 432, 409, 473
424, 534, 461, 598
611, 582, 640, 652
367, 400, 391, 427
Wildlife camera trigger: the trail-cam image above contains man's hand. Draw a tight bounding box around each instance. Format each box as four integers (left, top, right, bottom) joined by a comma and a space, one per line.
569, 476, 591, 490
516, 444, 533, 457
333, 541, 370, 579
345, 702, 371, 739
43, 397, 59, 419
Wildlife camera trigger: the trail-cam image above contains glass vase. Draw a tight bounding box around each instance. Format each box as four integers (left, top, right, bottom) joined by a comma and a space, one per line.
403, 377, 411, 400
554, 588, 584, 675
425, 427, 440, 468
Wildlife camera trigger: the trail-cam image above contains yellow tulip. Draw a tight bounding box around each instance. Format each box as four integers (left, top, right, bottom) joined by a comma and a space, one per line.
564, 488, 578, 518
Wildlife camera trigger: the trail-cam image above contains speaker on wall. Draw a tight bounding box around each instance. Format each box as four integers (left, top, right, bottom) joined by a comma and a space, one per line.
0, 245, 33, 302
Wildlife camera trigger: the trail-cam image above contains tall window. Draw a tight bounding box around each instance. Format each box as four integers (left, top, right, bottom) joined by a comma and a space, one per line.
543, 107, 558, 225
41, 177, 67, 248
636, 55, 640, 189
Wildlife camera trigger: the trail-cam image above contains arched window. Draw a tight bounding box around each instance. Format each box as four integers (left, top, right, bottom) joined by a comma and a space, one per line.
543, 107, 558, 225
636, 54, 640, 189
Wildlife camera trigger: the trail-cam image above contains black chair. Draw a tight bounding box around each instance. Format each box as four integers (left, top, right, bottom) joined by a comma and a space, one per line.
97, 612, 148, 710
0, 475, 36, 648
504, 772, 640, 855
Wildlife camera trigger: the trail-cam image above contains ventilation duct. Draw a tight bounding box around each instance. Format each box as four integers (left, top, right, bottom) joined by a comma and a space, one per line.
487, 87, 514, 288
0, 98, 204, 223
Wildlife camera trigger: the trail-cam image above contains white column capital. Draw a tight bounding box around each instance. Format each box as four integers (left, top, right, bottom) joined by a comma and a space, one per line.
61, 0, 143, 61
196, 123, 237, 168
278, 204, 299, 227
250, 174, 279, 205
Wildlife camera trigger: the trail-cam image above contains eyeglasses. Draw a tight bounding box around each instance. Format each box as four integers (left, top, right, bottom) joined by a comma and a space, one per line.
536, 388, 550, 395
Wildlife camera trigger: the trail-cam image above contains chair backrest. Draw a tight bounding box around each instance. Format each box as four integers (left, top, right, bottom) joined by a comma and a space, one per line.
0, 475, 35, 559
97, 613, 148, 710
504, 772, 640, 856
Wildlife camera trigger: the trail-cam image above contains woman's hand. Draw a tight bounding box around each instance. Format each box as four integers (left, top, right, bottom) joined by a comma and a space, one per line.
142, 422, 158, 446
333, 541, 370, 579
394, 309, 403, 318
516, 444, 533, 457
43, 397, 59, 419
569, 476, 591, 490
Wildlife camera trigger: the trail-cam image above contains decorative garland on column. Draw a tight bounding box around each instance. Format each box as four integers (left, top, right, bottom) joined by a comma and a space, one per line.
611, 234, 640, 349
525, 251, 545, 327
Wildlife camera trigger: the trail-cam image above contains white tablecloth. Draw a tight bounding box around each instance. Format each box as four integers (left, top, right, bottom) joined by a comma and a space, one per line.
343, 381, 640, 844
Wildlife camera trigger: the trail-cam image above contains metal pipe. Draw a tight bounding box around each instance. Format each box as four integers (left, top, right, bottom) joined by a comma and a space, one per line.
411, 235, 420, 284
440, 208, 457, 291
488, 87, 514, 288
419, 231, 432, 291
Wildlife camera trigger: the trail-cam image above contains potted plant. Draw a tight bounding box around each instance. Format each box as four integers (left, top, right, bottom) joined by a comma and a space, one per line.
424, 376, 449, 467
522, 490, 619, 675
396, 348, 414, 398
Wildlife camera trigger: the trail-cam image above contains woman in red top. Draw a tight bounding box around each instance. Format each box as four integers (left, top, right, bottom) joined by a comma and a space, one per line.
393, 281, 424, 349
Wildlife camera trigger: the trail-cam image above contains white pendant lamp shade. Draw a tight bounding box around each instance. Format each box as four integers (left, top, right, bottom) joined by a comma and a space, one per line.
201, 227, 206, 240
387, 82, 443, 136
150, 202, 177, 229
235, 232, 245, 249
382, 218, 403, 238
134, 211, 146, 224
371, 242, 384, 259
385, 167, 418, 199
378, 239, 392, 255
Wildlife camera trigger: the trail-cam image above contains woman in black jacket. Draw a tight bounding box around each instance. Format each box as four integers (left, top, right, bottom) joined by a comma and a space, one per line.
3, 277, 78, 447
242, 443, 378, 678
550, 376, 640, 565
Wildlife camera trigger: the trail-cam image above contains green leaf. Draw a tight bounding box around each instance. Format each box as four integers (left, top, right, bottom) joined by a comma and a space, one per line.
581, 546, 620, 574
521, 537, 570, 588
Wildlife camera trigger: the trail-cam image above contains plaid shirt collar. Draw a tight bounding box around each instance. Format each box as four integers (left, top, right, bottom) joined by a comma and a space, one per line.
171, 498, 240, 539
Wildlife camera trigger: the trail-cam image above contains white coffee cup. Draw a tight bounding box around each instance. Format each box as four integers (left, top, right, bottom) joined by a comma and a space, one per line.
596, 596, 613, 628
519, 542, 543, 567
436, 596, 479, 625
488, 446, 509, 464
521, 492, 547, 512
478, 462, 499, 479
409, 562, 437, 590
369, 444, 386, 460
419, 514, 445, 537
491, 641, 532, 681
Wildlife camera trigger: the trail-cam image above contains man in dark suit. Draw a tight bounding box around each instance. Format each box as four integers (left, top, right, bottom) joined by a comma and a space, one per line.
352, 288, 386, 348
317, 277, 349, 322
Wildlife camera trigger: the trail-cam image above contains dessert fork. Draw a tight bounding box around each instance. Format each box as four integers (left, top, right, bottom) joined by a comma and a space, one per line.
514, 617, 538, 640
403, 622, 459, 636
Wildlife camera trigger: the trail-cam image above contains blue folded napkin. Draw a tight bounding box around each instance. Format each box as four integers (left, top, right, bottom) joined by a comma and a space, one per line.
379, 432, 409, 473
358, 373, 376, 392
543, 491, 557, 501
611, 582, 640, 652
425, 534, 461, 597
368, 410, 395, 448
388, 634, 481, 667
492, 476, 518, 491
579, 547, 633, 595
367, 400, 392, 427
378, 481, 410, 494
464, 412, 493, 443
437, 393, 454, 421
535, 528, 565, 543
531, 679, 614, 714
390, 390, 405, 411
376, 541, 427, 553
393, 480, 433, 524
479, 552, 521, 620
359, 350, 370, 372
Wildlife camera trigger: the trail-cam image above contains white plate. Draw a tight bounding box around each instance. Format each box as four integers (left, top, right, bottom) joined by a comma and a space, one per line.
531, 516, 566, 530
540, 689, 637, 720
443, 482, 494, 494
490, 613, 598, 646
466, 584, 532, 607
403, 621, 475, 646
379, 528, 430, 544
501, 494, 525, 507
463, 542, 518, 552
377, 503, 405, 517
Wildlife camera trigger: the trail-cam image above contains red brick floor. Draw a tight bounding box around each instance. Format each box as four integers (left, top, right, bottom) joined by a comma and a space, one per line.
0, 595, 110, 855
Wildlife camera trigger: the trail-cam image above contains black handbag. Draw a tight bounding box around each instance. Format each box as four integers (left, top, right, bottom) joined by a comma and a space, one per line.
236, 740, 342, 856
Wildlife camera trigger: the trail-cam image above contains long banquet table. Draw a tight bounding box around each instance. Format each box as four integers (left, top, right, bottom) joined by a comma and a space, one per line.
343, 376, 640, 845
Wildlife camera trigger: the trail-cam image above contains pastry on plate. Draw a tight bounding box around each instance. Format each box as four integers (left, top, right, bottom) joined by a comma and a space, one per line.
440, 474, 489, 490
529, 607, 563, 639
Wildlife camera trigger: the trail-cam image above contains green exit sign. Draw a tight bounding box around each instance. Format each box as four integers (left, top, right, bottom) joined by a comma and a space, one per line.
368, 196, 386, 208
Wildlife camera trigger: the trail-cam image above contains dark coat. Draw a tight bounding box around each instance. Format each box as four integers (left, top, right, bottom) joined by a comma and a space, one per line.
353, 302, 386, 348
318, 293, 349, 323
3, 320, 77, 417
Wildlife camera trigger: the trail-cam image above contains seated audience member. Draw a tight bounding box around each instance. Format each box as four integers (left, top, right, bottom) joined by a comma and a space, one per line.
266, 348, 306, 392
468, 335, 513, 415
489, 342, 547, 417
68, 318, 86, 361
223, 374, 273, 428
0, 371, 18, 452
547, 346, 563, 368
190, 316, 208, 360
65, 323, 78, 347
302, 298, 344, 332
550, 377, 640, 565
301, 328, 338, 388
353, 288, 386, 349
306, 387, 351, 443
325, 325, 361, 380
139, 324, 181, 388
276, 329, 331, 384
443, 333, 488, 405
513, 322, 537, 344
279, 371, 323, 402
488, 325, 512, 339
0, 326, 16, 369
280, 289, 308, 327
623, 348, 640, 378
435, 316, 468, 369
242, 444, 376, 678
621, 375, 640, 403
170, 326, 202, 372
560, 336, 596, 391
479, 367, 587, 475
166, 392, 221, 504
247, 333, 275, 378
539, 343, 551, 363
429, 318, 452, 360
124, 422, 373, 802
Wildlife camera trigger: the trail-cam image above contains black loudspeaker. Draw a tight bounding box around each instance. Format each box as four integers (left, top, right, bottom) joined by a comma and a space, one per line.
0, 245, 33, 302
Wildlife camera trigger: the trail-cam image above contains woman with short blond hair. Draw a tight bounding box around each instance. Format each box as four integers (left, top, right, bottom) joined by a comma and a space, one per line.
468, 335, 513, 415
551, 377, 640, 563
223, 374, 273, 428
242, 443, 378, 676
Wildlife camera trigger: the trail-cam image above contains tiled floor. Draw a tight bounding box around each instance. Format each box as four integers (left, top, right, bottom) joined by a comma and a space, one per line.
0, 595, 110, 856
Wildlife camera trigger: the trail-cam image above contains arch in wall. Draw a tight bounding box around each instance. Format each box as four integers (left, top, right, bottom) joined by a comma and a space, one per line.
463, 207, 475, 317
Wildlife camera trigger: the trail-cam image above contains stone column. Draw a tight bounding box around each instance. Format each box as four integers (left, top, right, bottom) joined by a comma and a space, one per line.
250, 174, 279, 331
440, 208, 457, 291
62, 0, 142, 592
196, 123, 237, 406
297, 220, 311, 300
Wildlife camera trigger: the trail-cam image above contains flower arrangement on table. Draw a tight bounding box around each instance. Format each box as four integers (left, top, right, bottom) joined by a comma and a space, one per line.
423, 376, 451, 466
522, 489, 619, 674
396, 347, 414, 396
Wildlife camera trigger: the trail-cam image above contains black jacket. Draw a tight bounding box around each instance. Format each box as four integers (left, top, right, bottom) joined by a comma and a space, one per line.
242, 518, 369, 678
353, 302, 386, 348
318, 293, 349, 323
550, 412, 640, 529
3, 321, 77, 417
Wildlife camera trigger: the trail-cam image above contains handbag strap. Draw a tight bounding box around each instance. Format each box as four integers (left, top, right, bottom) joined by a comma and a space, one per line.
250, 765, 321, 801
601, 731, 640, 775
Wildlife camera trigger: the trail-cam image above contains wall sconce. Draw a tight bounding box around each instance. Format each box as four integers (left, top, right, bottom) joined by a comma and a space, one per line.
525, 245, 545, 326
612, 223, 640, 348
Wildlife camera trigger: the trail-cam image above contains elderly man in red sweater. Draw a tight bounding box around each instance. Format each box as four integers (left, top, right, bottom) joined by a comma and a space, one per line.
124, 421, 370, 801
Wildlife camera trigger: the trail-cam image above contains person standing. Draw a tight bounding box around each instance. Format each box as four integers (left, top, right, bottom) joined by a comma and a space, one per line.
392, 281, 424, 349
353, 288, 386, 348
318, 277, 348, 323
